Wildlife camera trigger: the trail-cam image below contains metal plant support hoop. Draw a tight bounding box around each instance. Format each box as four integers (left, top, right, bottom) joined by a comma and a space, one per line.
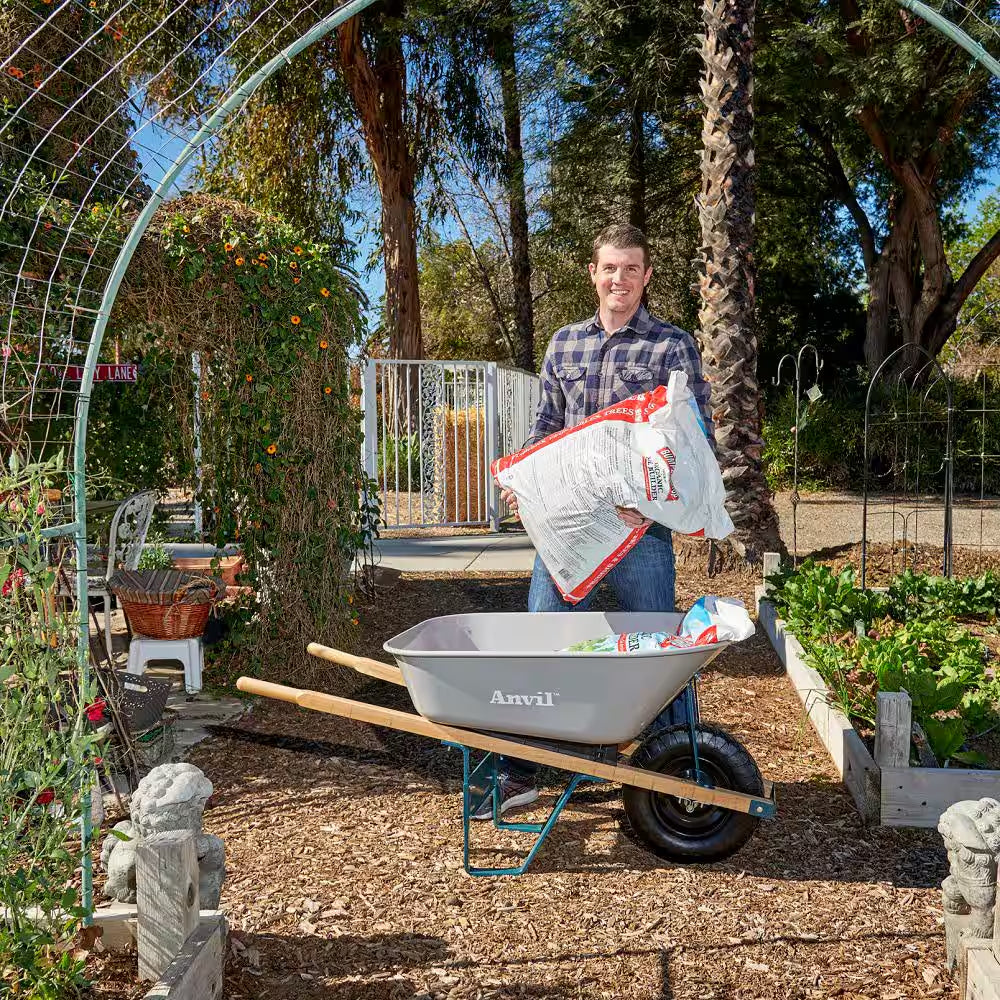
861, 345, 955, 589
1, 0, 380, 920
774, 344, 823, 566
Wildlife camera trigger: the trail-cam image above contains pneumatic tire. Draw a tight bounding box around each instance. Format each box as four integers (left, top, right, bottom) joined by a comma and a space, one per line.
622, 724, 764, 863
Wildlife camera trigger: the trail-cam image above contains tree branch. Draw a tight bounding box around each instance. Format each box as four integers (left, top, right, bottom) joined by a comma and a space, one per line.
801, 120, 877, 277
953, 223, 1000, 310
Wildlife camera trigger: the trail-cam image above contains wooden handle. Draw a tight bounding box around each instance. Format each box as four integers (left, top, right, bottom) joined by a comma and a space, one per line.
236, 677, 305, 704
306, 642, 406, 687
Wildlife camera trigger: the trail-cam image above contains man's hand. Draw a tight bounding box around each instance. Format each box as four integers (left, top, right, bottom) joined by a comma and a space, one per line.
616, 505, 652, 529
501, 488, 519, 514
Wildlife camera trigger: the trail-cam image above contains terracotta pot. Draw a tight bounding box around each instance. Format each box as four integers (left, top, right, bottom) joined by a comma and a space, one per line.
172, 554, 244, 589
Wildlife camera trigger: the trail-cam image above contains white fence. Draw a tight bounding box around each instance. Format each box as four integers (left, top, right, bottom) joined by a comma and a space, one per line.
361, 359, 540, 530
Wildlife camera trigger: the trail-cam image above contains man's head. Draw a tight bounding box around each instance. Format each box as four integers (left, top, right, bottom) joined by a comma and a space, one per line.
588, 224, 652, 324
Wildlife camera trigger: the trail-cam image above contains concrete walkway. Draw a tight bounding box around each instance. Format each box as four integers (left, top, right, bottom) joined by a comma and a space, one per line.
373, 533, 536, 572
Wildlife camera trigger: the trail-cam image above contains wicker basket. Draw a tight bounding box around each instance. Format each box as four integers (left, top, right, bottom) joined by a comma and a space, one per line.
119, 598, 213, 640
110, 570, 223, 640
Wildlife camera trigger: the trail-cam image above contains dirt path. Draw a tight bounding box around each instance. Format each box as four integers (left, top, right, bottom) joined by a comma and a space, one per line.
774, 489, 1000, 558
83, 568, 955, 1000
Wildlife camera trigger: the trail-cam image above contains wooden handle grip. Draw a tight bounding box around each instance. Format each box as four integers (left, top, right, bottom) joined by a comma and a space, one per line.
236, 677, 305, 704
306, 642, 406, 687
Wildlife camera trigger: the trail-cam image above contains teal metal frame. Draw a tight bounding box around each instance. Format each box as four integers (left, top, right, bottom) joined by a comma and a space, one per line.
447, 741, 594, 877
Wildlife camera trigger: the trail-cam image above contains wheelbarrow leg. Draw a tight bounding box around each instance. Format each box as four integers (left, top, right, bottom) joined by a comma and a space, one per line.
445, 742, 589, 877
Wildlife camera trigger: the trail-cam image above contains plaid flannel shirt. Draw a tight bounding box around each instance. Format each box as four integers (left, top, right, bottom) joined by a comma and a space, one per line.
527, 305, 715, 446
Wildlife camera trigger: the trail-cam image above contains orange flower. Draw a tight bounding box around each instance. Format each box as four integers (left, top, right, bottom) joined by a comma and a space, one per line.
245, 374, 253, 383
319, 339, 328, 349
320, 287, 330, 297
324, 386, 332, 395
291, 315, 301, 325
254, 462, 262, 473
182, 225, 190, 233
293, 246, 303, 255
201, 390, 210, 401
289, 261, 298, 270
351, 618, 359, 626
224, 242, 234, 252
293, 277, 301, 284
235, 256, 244, 266
266, 443, 277, 455
258, 253, 267, 261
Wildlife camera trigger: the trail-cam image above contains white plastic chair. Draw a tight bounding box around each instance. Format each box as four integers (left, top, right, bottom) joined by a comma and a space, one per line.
89, 490, 157, 660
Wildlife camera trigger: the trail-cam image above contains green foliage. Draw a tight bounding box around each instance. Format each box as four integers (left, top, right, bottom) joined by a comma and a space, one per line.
0, 455, 102, 996
377, 433, 422, 493
769, 561, 1000, 763
137, 536, 174, 571
134, 201, 371, 680
764, 370, 1000, 494
945, 188, 1000, 351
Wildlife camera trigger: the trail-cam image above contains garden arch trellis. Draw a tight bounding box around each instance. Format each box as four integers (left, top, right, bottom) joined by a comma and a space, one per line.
2, 0, 999, 926
1, 0, 381, 916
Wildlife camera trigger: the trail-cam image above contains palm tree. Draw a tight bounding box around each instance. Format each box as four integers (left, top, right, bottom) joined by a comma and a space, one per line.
694, 0, 782, 565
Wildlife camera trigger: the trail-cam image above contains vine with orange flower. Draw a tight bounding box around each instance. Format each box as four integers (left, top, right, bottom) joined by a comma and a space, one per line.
114, 195, 376, 686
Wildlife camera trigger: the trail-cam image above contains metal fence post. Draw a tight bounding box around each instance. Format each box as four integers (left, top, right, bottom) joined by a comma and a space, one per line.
485, 362, 500, 532
361, 359, 378, 480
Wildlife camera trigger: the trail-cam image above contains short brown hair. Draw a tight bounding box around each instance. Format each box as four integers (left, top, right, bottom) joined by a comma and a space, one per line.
591, 223, 651, 270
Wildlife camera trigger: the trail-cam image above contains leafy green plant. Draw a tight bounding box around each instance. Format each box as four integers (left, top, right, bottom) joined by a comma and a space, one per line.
0, 454, 102, 996
377, 433, 422, 493
137, 536, 174, 570
770, 562, 1000, 763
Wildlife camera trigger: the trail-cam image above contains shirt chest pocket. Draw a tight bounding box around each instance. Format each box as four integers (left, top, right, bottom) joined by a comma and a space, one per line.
616, 365, 656, 395
555, 364, 587, 407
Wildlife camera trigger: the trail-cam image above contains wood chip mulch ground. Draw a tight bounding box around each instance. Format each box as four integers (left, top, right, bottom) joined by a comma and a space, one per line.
86, 565, 955, 1000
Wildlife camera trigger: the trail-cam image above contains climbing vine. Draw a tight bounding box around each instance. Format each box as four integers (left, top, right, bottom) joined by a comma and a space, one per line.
116, 195, 370, 683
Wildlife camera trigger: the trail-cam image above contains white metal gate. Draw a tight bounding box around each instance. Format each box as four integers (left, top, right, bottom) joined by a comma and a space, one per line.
361, 360, 540, 530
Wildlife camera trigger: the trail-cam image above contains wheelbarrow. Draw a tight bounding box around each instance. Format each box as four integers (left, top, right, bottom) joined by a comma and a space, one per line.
237, 610, 775, 876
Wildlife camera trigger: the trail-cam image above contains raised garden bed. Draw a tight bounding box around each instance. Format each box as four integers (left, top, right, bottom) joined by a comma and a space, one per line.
756, 558, 1000, 828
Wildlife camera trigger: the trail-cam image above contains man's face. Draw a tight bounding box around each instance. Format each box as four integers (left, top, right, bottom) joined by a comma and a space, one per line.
588, 245, 652, 320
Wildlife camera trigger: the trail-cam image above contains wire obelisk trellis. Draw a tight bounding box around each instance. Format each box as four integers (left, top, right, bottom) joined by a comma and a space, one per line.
1, 0, 379, 922
774, 344, 823, 565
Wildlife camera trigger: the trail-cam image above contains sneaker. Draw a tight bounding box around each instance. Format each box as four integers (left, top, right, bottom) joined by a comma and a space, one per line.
471, 773, 539, 821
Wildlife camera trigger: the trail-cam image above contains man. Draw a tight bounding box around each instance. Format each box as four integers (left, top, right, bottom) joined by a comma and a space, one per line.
474, 222, 715, 820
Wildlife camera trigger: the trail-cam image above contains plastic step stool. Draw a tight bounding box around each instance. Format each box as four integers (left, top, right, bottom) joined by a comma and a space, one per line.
125, 635, 203, 695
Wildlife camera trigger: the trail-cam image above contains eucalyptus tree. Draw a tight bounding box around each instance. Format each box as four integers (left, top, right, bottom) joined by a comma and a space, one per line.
761, 0, 1000, 372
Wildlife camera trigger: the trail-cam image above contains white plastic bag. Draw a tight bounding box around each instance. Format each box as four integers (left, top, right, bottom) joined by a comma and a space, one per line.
492, 371, 733, 603
678, 596, 755, 644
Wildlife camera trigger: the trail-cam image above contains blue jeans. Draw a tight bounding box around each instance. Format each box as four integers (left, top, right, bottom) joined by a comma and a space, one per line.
527, 525, 676, 613
503, 527, 676, 782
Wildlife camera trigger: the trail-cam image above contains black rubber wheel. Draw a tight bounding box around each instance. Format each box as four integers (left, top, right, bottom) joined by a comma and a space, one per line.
622, 724, 764, 863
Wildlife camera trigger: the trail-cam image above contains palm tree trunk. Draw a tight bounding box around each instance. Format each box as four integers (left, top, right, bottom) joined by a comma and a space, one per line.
694, 0, 782, 565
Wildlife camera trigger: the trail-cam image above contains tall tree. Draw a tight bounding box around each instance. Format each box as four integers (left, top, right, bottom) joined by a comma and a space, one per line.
489, 0, 534, 370
696, 0, 783, 562
121, 0, 497, 363
762, 0, 1000, 373
337, 6, 422, 360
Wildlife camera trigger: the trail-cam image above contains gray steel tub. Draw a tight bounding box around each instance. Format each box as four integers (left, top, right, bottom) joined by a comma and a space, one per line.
383, 611, 729, 744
